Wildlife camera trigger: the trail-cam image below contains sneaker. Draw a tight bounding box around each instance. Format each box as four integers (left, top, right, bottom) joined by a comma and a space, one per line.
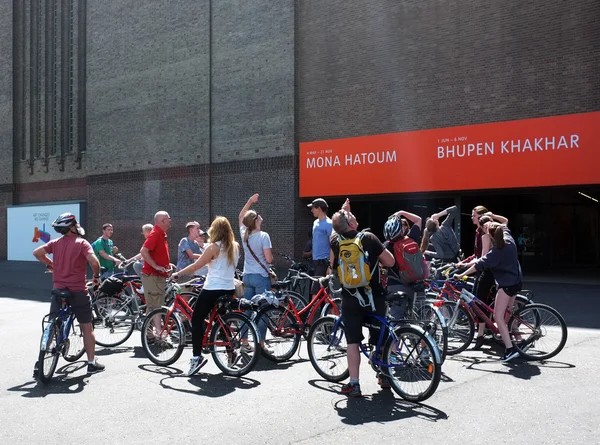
340, 382, 362, 398
88, 360, 106, 374
514, 339, 531, 353
241, 343, 254, 353
472, 336, 485, 351
377, 373, 391, 389
187, 356, 208, 377
261, 343, 274, 355
501, 347, 519, 362
227, 350, 241, 367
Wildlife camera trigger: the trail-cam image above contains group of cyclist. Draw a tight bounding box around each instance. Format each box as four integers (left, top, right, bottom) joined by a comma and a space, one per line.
33, 195, 522, 394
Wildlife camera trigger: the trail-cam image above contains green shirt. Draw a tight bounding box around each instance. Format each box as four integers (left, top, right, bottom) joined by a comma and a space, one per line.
93, 237, 115, 272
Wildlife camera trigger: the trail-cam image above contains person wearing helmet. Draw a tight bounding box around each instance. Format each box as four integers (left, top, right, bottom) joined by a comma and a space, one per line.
32, 213, 105, 376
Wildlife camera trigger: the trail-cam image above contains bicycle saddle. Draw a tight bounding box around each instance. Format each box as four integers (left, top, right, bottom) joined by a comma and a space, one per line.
385, 291, 412, 304
271, 280, 291, 290
51, 289, 73, 299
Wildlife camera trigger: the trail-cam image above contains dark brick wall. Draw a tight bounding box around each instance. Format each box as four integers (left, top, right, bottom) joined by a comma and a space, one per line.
0, 1, 12, 185
297, 0, 600, 142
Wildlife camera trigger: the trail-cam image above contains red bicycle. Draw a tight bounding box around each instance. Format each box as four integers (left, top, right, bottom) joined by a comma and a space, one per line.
254, 272, 340, 362
141, 282, 261, 377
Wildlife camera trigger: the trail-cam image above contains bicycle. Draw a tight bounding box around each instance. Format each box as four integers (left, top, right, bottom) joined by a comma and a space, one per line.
425, 268, 534, 355
253, 273, 341, 362
36, 289, 87, 384
306, 292, 442, 402
141, 282, 261, 377
447, 279, 567, 360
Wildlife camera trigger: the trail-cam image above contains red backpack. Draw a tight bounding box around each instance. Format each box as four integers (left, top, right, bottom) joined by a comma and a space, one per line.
391, 237, 429, 284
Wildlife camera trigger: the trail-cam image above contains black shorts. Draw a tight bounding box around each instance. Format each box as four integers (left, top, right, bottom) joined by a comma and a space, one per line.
311, 260, 330, 294
341, 293, 386, 344
49, 290, 93, 324
500, 282, 522, 297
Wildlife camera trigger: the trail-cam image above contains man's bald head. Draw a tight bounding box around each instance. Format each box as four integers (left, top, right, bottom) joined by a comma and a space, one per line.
154, 211, 171, 231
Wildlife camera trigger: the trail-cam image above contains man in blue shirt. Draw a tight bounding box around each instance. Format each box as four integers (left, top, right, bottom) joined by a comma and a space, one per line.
307, 198, 332, 296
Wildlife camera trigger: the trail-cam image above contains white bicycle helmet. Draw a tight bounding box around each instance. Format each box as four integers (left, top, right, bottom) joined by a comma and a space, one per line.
52, 213, 78, 234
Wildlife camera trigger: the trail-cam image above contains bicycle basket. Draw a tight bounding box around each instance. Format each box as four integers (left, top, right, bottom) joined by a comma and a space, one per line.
98, 276, 124, 296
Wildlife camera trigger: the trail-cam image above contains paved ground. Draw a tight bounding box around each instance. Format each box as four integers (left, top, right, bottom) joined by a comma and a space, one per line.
1, 261, 599, 444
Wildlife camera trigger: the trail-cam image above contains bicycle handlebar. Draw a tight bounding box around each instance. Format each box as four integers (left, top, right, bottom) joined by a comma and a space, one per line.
297, 272, 334, 286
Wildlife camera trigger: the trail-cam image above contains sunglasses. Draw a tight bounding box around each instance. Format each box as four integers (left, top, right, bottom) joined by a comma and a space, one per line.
255, 213, 262, 220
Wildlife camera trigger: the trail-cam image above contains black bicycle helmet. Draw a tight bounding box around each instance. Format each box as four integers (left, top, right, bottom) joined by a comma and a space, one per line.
52, 213, 77, 234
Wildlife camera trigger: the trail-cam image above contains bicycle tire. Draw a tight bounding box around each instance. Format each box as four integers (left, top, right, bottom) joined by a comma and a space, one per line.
209, 313, 260, 377
93, 295, 135, 347
38, 324, 60, 384
255, 306, 301, 362
439, 301, 475, 355
281, 290, 308, 313
509, 303, 568, 361
320, 297, 341, 318
140, 307, 186, 366
63, 317, 86, 362
416, 304, 448, 364
306, 316, 349, 382
382, 325, 442, 402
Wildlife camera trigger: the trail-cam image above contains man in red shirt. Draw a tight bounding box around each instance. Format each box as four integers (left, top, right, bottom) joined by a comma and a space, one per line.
140, 211, 172, 314
33, 213, 105, 375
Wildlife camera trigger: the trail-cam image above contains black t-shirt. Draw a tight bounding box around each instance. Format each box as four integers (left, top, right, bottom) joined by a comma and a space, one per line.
330, 230, 386, 297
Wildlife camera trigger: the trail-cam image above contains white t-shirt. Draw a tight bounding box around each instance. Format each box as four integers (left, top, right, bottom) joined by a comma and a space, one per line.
240, 226, 272, 277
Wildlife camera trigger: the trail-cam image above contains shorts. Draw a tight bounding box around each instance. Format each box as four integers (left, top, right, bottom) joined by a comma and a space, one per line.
49, 290, 93, 324
311, 260, 330, 294
500, 282, 522, 297
141, 273, 166, 310
341, 292, 386, 344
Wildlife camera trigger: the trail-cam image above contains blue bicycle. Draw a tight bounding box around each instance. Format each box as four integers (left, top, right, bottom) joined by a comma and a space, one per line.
307, 293, 442, 402
37, 289, 86, 384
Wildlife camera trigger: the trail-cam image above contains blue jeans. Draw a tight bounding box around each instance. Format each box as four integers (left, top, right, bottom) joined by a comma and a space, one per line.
242, 273, 271, 342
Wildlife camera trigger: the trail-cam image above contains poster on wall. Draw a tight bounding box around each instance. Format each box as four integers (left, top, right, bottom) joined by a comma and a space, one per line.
7, 202, 83, 261
299, 111, 600, 197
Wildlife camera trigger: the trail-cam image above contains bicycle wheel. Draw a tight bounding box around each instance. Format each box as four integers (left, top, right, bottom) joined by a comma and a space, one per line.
63, 317, 86, 362
281, 291, 308, 313
509, 303, 568, 361
382, 325, 442, 402
210, 313, 260, 377
93, 295, 135, 347
320, 297, 341, 318
439, 301, 475, 355
37, 324, 60, 384
141, 307, 186, 366
256, 306, 300, 362
415, 303, 448, 364
306, 316, 349, 382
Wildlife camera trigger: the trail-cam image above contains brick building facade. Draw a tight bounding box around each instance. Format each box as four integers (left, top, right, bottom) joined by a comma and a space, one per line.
1, 1, 598, 267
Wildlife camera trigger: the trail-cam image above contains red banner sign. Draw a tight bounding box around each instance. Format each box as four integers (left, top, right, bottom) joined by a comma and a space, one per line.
299, 111, 600, 197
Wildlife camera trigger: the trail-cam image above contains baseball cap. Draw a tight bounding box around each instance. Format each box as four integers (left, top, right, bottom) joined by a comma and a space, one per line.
307, 198, 328, 210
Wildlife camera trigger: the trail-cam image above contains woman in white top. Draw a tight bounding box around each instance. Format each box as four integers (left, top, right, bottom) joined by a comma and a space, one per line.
172, 216, 239, 377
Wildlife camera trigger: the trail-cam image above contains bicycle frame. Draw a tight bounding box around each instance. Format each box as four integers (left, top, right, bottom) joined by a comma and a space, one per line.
158, 293, 244, 349
284, 284, 340, 329
330, 312, 438, 371
41, 300, 74, 351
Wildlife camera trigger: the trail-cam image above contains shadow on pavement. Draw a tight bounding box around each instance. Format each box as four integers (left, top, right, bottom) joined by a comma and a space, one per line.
138, 363, 261, 398
7, 362, 91, 397
308, 379, 448, 425
253, 356, 309, 372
